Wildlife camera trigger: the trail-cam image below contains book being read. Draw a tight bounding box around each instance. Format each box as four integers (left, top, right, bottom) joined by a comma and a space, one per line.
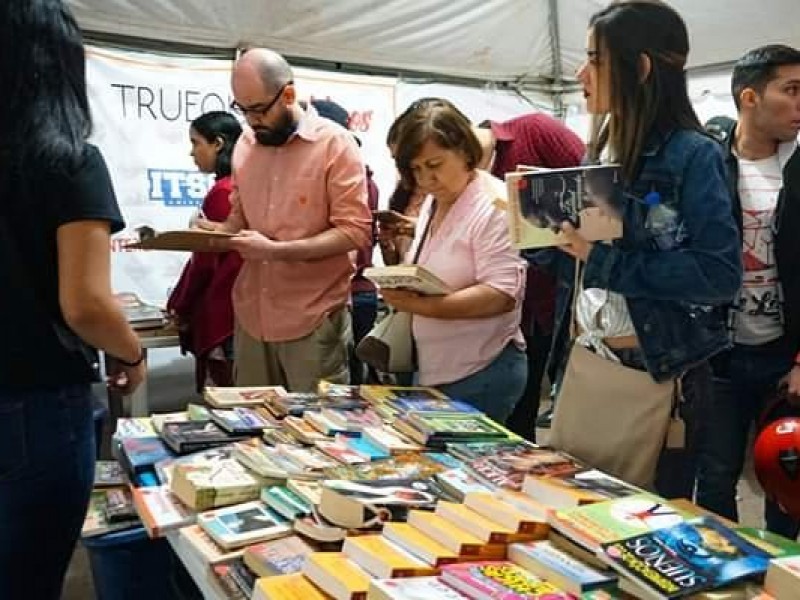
506, 164, 623, 249
126, 226, 235, 252
363, 265, 452, 296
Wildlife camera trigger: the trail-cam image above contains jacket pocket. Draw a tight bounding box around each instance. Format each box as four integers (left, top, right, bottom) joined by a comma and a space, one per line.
0, 401, 28, 482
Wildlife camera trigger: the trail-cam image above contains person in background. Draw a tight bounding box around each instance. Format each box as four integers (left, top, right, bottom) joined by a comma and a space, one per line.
310, 98, 381, 384
377, 99, 438, 265
381, 98, 528, 422
167, 111, 243, 391
0, 1, 145, 597
474, 113, 585, 441
697, 45, 800, 539
198, 49, 372, 391
532, 0, 741, 487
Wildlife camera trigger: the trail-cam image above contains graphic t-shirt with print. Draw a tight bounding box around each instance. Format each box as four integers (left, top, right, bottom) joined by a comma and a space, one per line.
734, 154, 784, 345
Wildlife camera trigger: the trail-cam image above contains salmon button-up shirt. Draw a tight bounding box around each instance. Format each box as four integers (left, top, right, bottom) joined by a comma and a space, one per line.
230, 109, 371, 342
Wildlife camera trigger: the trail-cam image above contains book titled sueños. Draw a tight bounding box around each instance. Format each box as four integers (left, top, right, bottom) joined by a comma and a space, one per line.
601, 517, 771, 599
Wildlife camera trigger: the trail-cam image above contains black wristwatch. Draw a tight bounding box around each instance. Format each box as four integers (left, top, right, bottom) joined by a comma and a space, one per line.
118, 348, 145, 367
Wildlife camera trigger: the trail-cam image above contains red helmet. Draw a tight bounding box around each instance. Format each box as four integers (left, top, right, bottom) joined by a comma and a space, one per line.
754, 417, 800, 519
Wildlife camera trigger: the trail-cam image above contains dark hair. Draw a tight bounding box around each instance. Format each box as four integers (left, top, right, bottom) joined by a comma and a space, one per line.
190, 112, 242, 178
0, 0, 90, 180
588, 0, 701, 182
731, 45, 800, 111
393, 98, 482, 190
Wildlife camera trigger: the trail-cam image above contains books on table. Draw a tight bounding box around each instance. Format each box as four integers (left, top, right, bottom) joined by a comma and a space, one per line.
204, 385, 288, 408
363, 265, 452, 296
506, 164, 623, 249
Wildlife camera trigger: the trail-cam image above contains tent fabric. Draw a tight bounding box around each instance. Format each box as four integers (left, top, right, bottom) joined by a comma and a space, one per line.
68, 0, 800, 90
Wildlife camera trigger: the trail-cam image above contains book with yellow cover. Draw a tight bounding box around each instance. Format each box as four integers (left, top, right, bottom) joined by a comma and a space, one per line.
406, 510, 506, 559
464, 491, 549, 537
381, 522, 461, 567
302, 552, 370, 600
343, 535, 438, 579
434, 501, 541, 544
252, 573, 332, 600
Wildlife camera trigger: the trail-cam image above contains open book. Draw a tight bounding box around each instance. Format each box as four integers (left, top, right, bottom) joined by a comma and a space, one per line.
363, 265, 452, 296
126, 226, 235, 252
505, 164, 623, 249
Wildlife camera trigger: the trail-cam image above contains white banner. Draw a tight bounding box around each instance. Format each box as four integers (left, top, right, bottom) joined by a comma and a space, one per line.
86, 46, 397, 309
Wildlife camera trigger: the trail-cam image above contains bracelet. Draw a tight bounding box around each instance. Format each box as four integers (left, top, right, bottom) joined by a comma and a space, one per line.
117, 348, 145, 367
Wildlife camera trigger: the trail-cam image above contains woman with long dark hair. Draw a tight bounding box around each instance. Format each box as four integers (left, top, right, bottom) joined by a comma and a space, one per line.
168, 111, 243, 389
541, 0, 742, 487
0, 1, 145, 597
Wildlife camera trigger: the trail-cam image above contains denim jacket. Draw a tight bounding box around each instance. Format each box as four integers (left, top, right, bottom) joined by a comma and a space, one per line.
530, 128, 743, 381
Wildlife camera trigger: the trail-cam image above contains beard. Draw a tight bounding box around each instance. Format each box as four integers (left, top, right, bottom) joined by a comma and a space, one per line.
254, 108, 297, 146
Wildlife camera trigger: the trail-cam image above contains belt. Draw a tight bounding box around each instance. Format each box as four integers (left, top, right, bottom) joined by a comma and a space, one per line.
603, 334, 640, 350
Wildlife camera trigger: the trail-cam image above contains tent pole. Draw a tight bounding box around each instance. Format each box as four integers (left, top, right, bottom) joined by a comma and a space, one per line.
547, 0, 565, 119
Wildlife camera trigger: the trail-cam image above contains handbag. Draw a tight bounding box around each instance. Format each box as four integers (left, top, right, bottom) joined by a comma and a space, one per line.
355, 202, 436, 373
548, 260, 679, 489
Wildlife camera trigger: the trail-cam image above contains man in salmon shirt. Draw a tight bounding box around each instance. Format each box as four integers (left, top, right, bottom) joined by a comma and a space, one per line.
200, 48, 372, 391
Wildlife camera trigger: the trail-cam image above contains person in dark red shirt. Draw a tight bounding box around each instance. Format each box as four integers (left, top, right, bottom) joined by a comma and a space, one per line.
167, 111, 243, 390
474, 113, 585, 441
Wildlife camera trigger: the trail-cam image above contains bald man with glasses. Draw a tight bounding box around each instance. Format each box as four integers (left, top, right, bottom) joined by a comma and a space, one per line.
200, 48, 371, 391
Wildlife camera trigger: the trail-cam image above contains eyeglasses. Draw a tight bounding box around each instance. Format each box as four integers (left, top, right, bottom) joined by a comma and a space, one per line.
230, 82, 292, 117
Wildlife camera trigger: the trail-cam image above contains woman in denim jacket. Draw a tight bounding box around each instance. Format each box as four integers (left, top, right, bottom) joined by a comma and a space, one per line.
532, 1, 742, 489
541, 0, 742, 380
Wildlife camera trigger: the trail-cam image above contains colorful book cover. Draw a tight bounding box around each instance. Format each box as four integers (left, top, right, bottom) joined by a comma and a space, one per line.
210, 407, 273, 433
360, 385, 449, 404
155, 444, 235, 486
436, 468, 492, 499
410, 413, 508, 437
602, 517, 771, 599
198, 501, 290, 549
243, 535, 314, 577
552, 493, 689, 551
369, 576, 469, 599
94, 460, 126, 487
323, 452, 445, 482
261, 485, 312, 520
115, 417, 158, 439
508, 541, 616, 593
344, 434, 391, 461
178, 524, 245, 565
161, 421, 246, 454
120, 436, 173, 473
315, 440, 369, 465
735, 527, 800, 558
390, 397, 482, 415
440, 561, 572, 599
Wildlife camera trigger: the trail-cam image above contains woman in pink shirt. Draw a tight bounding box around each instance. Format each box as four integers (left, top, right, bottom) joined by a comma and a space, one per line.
381, 99, 528, 423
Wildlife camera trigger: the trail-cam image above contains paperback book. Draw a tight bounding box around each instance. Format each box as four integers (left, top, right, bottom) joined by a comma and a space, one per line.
506, 164, 623, 249
601, 517, 771, 599
439, 561, 572, 599
197, 501, 291, 550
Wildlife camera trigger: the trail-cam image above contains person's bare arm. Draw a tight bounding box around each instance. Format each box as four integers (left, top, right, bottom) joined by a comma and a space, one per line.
58, 220, 145, 392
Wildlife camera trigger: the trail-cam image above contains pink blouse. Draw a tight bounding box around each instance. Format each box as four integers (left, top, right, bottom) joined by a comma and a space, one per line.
408, 170, 526, 386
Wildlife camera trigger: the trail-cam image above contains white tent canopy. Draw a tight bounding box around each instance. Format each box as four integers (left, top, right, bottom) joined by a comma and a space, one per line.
69, 0, 800, 97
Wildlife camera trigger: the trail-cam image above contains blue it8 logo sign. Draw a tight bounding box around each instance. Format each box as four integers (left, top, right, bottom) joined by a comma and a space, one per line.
147, 169, 215, 206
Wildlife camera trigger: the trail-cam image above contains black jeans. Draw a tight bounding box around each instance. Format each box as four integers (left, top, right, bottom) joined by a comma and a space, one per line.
349, 290, 379, 385
695, 338, 800, 539
506, 321, 553, 442
0, 383, 96, 599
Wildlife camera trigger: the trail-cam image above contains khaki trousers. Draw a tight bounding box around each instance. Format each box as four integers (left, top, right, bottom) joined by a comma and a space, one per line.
234, 308, 351, 392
